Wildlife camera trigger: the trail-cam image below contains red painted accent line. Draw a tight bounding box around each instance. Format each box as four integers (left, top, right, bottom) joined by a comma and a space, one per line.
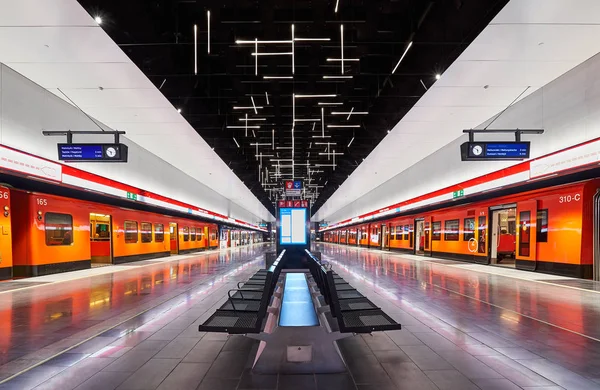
0, 145, 264, 231
325, 136, 600, 229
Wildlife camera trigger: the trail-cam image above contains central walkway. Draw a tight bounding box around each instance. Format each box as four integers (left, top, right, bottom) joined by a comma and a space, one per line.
2, 243, 600, 389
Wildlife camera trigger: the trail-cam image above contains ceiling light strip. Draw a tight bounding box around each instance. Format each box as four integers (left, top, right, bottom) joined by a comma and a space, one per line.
263, 76, 293, 79
233, 137, 240, 148
227, 125, 260, 129
335, 0, 340, 12
254, 38, 258, 75
294, 37, 331, 42
327, 125, 360, 128
236, 39, 292, 44
327, 58, 359, 62
233, 106, 264, 110
295, 94, 337, 98
207, 11, 211, 54
318, 102, 343, 106
291, 24, 295, 75
294, 118, 321, 122
251, 52, 293, 56
251, 96, 258, 114
265, 92, 270, 105
347, 136, 354, 147
392, 41, 413, 74
239, 118, 266, 121
323, 75, 353, 79
346, 107, 354, 120
340, 24, 344, 74
321, 107, 325, 137
193, 24, 198, 75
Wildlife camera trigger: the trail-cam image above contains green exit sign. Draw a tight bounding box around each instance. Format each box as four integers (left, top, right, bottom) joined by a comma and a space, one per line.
126, 192, 138, 200
453, 189, 464, 199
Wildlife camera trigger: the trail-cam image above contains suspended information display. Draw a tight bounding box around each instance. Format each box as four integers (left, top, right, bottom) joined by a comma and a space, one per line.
58, 143, 129, 162
461, 142, 530, 161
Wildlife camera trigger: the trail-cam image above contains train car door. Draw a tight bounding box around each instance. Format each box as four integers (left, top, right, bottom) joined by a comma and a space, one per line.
0, 187, 12, 280
169, 223, 178, 254
515, 200, 537, 271
489, 204, 517, 267
381, 224, 389, 250
90, 213, 112, 265
414, 218, 425, 255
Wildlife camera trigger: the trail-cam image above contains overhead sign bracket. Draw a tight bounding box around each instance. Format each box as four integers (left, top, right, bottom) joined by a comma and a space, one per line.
463, 129, 544, 143
42, 130, 126, 144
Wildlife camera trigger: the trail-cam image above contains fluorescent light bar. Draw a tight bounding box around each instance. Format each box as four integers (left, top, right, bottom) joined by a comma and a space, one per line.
233, 106, 264, 110
291, 24, 295, 75
327, 58, 360, 62
207, 11, 211, 54
265, 91, 270, 105
323, 75, 353, 79
236, 39, 292, 44
193, 24, 198, 75
227, 125, 260, 129
335, 0, 340, 12
252, 129, 256, 137
294, 118, 321, 122
347, 136, 355, 147
251, 96, 258, 114
312, 135, 332, 138
233, 137, 240, 148
294, 37, 331, 41
392, 41, 413, 74
340, 24, 344, 74
346, 107, 354, 120
318, 102, 343, 106
238, 117, 266, 121
251, 52, 293, 56
263, 76, 293, 79
295, 94, 337, 98
327, 125, 360, 128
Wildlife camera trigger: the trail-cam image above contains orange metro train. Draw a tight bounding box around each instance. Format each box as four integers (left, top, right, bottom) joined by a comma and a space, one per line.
324, 179, 600, 279
0, 186, 262, 279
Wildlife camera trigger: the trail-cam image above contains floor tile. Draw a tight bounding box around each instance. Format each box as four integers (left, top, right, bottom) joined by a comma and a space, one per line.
116, 358, 179, 390
156, 362, 210, 390
382, 362, 438, 390
400, 345, 453, 371
315, 373, 356, 390
424, 369, 480, 390
74, 371, 131, 390
278, 374, 316, 390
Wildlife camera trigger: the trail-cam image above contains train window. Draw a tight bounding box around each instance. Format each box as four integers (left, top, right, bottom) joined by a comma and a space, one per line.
477, 216, 487, 253
444, 220, 460, 241
155, 224, 164, 242
197, 229, 203, 240
536, 209, 548, 243
403, 225, 409, 240
432, 222, 441, 241
409, 224, 414, 245
518, 211, 531, 257
190, 227, 196, 241
45, 213, 73, 246
124, 221, 138, 244
183, 227, 190, 242
464, 218, 475, 241
141, 222, 153, 243
95, 223, 110, 239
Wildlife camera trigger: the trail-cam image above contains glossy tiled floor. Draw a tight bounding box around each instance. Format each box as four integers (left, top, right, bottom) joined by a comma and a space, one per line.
2, 243, 600, 389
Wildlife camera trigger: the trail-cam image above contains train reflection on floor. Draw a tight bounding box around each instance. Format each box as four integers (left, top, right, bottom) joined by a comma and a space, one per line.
0, 244, 272, 366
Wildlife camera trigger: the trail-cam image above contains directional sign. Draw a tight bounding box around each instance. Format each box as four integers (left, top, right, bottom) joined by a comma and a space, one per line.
461, 142, 530, 161
58, 143, 128, 163
284, 180, 303, 196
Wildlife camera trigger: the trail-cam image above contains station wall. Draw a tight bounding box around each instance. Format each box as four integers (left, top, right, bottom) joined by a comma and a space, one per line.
0, 64, 272, 224
314, 51, 600, 223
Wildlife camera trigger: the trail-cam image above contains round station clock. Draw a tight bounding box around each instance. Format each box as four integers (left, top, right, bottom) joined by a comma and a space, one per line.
105, 146, 118, 158
470, 144, 484, 157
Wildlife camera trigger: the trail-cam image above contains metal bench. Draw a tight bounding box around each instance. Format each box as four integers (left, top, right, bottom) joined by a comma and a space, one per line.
198, 250, 286, 334
305, 250, 401, 334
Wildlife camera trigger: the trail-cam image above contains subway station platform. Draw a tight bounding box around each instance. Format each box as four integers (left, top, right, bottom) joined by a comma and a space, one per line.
1, 243, 600, 390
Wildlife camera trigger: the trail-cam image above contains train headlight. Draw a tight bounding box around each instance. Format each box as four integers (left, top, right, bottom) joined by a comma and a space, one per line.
37, 210, 43, 221
3, 206, 8, 217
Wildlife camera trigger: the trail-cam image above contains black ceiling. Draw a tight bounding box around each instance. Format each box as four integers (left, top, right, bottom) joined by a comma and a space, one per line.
77, 0, 508, 217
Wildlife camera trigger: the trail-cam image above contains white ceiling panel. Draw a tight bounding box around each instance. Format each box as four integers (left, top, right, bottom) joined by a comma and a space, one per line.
491, 0, 600, 24
0, 0, 95, 26
5, 63, 155, 90
0, 27, 129, 63
314, 0, 600, 222
0, 0, 273, 222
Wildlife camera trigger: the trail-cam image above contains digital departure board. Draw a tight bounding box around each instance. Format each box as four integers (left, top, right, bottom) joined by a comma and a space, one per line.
279, 207, 307, 245
58, 143, 128, 162
461, 142, 530, 161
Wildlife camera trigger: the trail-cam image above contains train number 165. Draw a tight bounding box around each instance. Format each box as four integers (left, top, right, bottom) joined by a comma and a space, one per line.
559, 194, 581, 203
36, 198, 48, 206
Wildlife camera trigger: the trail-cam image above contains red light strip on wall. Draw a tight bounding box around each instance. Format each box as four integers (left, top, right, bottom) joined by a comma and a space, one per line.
0, 145, 267, 232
